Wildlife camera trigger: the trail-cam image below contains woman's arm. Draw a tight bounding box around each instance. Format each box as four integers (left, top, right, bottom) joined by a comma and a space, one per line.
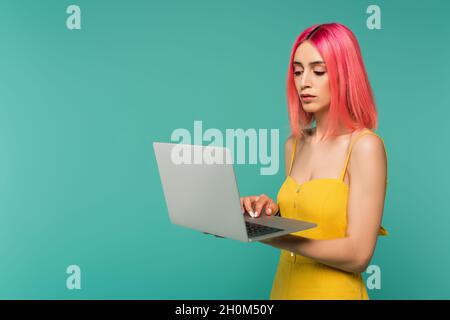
261, 134, 387, 274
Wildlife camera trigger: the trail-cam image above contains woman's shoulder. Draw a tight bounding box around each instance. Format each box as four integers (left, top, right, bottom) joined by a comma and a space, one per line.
284, 129, 311, 153
284, 135, 296, 159
353, 128, 384, 139
351, 128, 386, 157
348, 128, 388, 185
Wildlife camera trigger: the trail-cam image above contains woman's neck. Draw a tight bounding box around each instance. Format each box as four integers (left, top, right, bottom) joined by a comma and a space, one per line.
307, 126, 354, 144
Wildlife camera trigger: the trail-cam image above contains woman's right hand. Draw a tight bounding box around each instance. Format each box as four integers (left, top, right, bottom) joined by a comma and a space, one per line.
240, 194, 279, 218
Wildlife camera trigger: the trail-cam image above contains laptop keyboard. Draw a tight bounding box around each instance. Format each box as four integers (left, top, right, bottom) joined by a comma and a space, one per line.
245, 221, 283, 238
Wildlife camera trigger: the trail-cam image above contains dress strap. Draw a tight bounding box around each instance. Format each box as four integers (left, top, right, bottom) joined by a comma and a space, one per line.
288, 136, 298, 176
339, 129, 379, 181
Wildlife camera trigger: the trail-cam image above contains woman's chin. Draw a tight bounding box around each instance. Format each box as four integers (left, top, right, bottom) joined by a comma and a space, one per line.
302, 104, 328, 113
302, 105, 317, 112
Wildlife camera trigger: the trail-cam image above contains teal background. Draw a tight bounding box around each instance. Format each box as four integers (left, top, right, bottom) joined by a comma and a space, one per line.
0, 0, 448, 299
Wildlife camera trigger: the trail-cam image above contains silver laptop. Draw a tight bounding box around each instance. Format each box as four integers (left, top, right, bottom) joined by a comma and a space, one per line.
153, 142, 316, 242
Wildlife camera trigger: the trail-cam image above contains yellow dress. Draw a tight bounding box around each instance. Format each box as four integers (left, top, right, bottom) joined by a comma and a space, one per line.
269, 129, 388, 300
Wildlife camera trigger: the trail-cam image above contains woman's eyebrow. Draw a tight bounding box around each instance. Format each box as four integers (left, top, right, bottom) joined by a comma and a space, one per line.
293, 60, 325, 66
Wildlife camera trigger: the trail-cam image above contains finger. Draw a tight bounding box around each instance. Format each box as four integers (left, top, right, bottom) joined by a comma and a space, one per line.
253, 195, 268, 218
264, 199, 278, 215
248, 196, 261, 217
243, 197, 255, 217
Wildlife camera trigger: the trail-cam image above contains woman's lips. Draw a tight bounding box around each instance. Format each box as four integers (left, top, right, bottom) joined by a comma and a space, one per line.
301, 95, 316, 102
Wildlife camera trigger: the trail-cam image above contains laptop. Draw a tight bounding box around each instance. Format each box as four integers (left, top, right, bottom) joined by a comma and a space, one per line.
153, 142, 316, 242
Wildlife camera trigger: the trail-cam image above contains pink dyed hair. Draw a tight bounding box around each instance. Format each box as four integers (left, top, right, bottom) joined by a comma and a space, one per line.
286, 23, 378, 140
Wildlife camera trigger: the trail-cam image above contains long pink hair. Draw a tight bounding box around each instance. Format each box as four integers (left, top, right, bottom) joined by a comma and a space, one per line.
287, 23, 377, 140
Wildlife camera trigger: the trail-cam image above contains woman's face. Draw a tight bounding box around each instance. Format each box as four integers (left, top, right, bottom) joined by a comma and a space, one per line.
293, 41, 330, 114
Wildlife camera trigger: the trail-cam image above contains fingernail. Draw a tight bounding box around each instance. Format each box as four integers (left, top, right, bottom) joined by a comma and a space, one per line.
249, 211, 255, 218
267, 208, 272, 214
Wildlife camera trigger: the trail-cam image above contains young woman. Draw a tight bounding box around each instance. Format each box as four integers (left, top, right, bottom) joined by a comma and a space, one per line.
240, 23, 388, 300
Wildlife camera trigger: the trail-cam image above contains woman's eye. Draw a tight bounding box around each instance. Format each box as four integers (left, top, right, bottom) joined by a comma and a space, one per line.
294, 70, 325, 76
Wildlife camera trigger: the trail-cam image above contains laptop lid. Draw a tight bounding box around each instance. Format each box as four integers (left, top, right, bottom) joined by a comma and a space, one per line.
153, 142, 250, 242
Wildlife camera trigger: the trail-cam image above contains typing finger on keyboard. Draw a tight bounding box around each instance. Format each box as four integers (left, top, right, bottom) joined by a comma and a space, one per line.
240, 194, 279, 218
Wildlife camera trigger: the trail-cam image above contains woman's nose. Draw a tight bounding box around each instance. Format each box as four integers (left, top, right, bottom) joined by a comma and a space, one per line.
299, 70, 312, 88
